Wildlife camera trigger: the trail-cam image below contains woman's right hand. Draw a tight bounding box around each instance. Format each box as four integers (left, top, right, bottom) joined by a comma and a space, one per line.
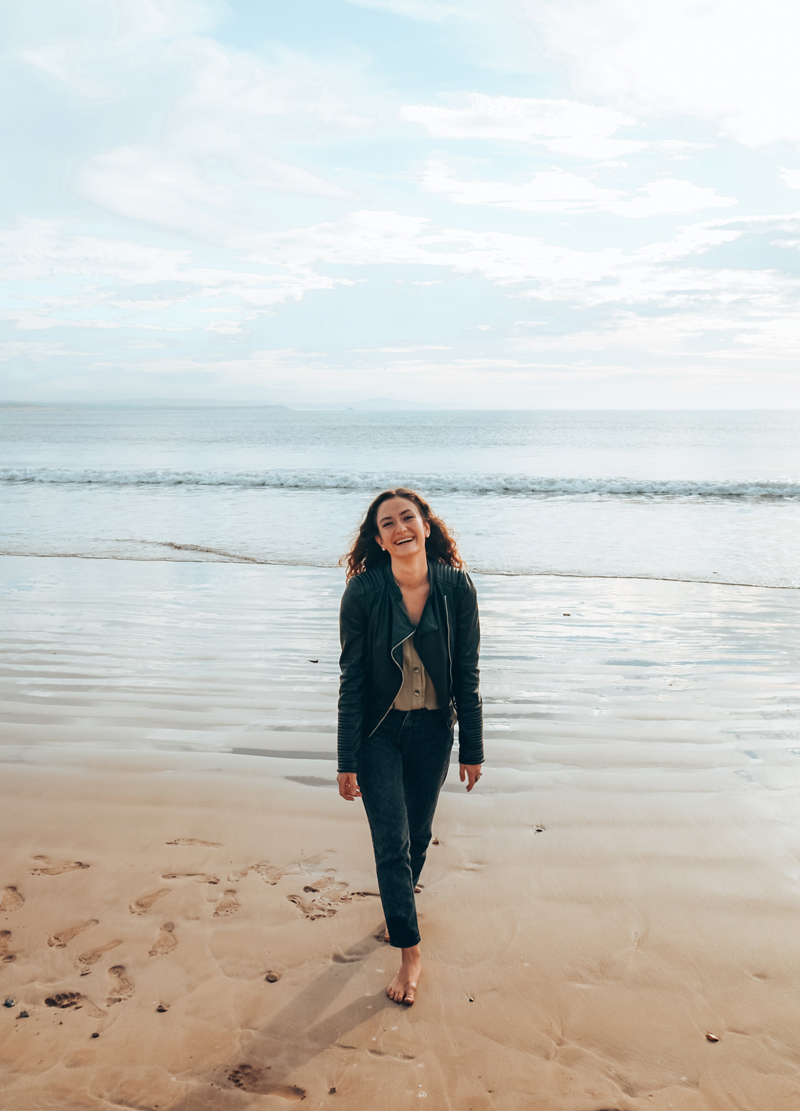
337, 772, 362, 801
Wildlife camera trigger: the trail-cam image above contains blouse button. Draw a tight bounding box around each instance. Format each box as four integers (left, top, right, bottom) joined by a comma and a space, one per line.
414, 690, 421, 697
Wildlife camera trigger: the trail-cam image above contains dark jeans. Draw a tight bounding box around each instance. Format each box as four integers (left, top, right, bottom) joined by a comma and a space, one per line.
358, 708, 453, 949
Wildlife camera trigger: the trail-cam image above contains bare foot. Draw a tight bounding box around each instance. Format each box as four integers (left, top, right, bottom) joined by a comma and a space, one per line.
386, 945, 421, 1005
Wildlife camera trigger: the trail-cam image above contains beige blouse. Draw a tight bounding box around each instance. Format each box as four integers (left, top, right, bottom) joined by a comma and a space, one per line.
393, 635, 439, 711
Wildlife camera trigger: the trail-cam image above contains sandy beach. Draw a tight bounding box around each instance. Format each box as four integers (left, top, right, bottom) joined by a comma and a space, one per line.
2, 555, 800, 1110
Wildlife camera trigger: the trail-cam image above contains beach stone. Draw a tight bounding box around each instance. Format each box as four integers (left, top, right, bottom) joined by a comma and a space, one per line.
156, 1004, 168, 1012
3, 999, 13, 1008
265, 971, 280, 983
18, 1011, 29, 1018
91, 1032, 100, 1039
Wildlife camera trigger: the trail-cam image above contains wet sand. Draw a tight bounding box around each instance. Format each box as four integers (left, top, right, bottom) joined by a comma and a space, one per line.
1, 556, 800, 1110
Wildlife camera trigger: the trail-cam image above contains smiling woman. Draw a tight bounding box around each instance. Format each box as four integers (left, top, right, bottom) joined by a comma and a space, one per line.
337, 488, 483, 1006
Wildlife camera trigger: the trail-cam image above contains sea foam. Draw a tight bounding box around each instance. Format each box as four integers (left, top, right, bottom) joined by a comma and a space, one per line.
1, 467, 798, 500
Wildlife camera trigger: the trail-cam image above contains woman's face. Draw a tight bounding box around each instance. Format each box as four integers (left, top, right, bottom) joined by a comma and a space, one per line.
374, 496, 430, 559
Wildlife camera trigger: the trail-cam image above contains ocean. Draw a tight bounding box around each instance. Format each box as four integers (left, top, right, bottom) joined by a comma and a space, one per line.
1, 406, 799, 588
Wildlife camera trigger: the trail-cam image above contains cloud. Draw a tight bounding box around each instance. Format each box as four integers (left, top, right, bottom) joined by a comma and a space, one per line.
493, 0, 800, 148
109, 0, 227, 42
19, 43, 118, 102
343, 0, 461, 20
13, 0, 225, 59
402, 93, 633, 142
400, 92, 699, 160
246, 207, 800, 325
5, 205, 798, 378
0, 219, 351, 334
86, 346, 331, 382
72, 40, 367, 240
421, 161, 737, 216
375, 0, 800, 148
352, 344, 452, 352
0, 341, 70, 362
75, 141, 354, 244
14, 7, 372, 244
5, 0, 800, 407
246, 210, 434, 269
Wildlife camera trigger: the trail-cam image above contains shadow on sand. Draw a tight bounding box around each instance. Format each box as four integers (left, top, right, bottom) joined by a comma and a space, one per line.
173, 925, 400, 1106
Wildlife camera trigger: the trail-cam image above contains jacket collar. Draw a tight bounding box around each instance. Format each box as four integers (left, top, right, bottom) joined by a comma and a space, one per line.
382, 560, 440, 637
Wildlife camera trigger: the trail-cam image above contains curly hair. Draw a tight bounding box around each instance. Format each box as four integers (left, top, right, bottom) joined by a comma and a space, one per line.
343, 488, 465, 580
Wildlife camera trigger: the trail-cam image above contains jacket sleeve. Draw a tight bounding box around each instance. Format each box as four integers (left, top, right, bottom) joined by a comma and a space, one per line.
337, 580, 367, 773
453, 573, 484, 765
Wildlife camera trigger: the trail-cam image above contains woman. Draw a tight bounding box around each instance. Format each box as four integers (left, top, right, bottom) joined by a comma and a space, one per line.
337, 488, 483, 1006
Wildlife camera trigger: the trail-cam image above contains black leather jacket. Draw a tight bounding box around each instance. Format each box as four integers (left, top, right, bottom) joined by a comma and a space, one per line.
337, 560, 483, 773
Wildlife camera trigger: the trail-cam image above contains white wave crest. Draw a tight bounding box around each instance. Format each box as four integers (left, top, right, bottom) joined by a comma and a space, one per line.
1, 466, 799, 500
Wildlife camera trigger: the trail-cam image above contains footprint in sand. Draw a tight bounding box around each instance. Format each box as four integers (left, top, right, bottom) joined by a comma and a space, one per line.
286, 893, 337, 921
298, 851, 333, 871
0, 887, 24, 913
252, 862, 284, 885
165, 838, 222, 847
148, 922, 178, 957
30, 856, 89, 876
129, 888, 170, 916
106, 964, 135, 1005
0, 929, 16, 963
44, 992, 106, 1019
213, 890, 240, 918
249, 855, 332, 887
227, 1064, 306, 1101
227, 866, 251, 882
290, 871, 378, 921
303, 872, 349, 899
48, 919, 99, 949
332, 941, 374, 964
161, 873, 219, 885
75, 939, 122, 973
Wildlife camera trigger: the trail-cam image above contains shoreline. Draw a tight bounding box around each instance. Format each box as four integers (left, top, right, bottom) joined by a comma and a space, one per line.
0, 550, 797, 591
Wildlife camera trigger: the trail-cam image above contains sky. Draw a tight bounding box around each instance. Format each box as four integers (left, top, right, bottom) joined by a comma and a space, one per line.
2, 0, 800, 408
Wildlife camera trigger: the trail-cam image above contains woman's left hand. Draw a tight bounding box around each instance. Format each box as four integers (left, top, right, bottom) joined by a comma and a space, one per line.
459, 764, 482, 792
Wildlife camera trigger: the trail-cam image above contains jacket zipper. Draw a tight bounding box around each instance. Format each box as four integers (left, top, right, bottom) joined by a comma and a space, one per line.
444, 595, 453, 697
368, 630, 414, 737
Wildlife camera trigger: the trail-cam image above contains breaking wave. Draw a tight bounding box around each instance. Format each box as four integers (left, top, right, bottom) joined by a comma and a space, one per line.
2, 466, 799, 501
